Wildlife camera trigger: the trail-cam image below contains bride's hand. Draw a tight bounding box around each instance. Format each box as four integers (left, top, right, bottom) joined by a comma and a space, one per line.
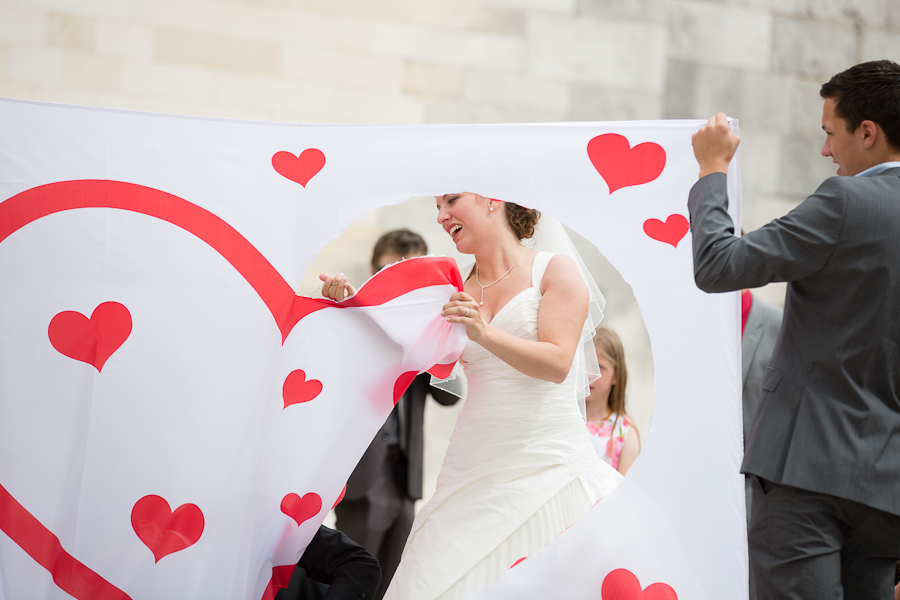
442, 292, 484, 341
319, 273, 358, 301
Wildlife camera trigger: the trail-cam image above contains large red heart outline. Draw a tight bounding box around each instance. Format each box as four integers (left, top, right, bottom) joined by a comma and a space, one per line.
131, 495, 204, 563
272, 149, 326, 187
602, 568, 678, 600
588, 134, 666, 194
48, 302, 132, 372
643, 214, 689, 248
0, 179, 464, 600
282, 369, 323, 408
280, 492, 322, 527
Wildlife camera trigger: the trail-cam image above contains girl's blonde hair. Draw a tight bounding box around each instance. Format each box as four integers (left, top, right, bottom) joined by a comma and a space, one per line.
593, 327, 628, 419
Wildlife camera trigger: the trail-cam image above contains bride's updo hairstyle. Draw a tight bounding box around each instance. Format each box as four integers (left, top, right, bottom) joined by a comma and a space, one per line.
505, 202, 541, 240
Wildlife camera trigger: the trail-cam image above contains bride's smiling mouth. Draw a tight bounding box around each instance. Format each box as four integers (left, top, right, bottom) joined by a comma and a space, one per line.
449, 224, 462, 241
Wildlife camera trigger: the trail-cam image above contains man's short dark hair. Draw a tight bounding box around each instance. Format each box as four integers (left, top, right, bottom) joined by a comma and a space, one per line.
820, 60, 900, 150
371, 229, 428, 270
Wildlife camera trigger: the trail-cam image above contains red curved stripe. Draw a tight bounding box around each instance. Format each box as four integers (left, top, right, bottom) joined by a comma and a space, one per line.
0, 482, 131, 600
0, 180, 463, 342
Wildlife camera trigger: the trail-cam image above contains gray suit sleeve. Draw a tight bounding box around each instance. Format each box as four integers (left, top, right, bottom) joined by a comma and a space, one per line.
688, 173, 847, 293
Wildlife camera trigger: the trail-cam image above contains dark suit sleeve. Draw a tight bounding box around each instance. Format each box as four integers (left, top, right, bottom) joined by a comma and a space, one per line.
298, 526, 381, 600
688, 172, 847, 293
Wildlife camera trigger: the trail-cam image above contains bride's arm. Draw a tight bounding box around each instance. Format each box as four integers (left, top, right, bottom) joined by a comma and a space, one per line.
443, 254, 589, 383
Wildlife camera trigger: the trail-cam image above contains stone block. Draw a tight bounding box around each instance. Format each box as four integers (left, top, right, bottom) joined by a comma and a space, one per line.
0, 43, 8, 80
318, 88, 427, 124
425, 100, 565, 124
668, 1, 771, 72
724, 0, 806, 16
777, 136, 837, 197
861, 28, 900, 63
771, 17, 857, 81
891, 0, 900, 31
409, 1, 526, 35
663, 59, 699, 119
5, 0, 130, 20
807, 0, 889, 28
155, 29, 281, 76
733, 71, 793, 131
691, 64, 744, 121
737, 127, 782, 196
403, 63, 462, 98
462, 70, 570, 111
570, 86, 663, 120
578, 0, 667, 23
8, 47, 65, 86
0, 80, 40, 102
96, 22, 155, 60
526, 14, 666, 92
0, 6, 47, 44
286, 0, 526, 35
120, 62, 216, 103
62, 54, 121, 92
354, 21, 525, 70
478, 0, 577, 15
282, 46, 405, 93
787, 78, 826, 139
47, 12, 96, 52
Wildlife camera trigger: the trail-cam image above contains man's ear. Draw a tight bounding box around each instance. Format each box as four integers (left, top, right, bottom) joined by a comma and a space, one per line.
860, 120, 879, 150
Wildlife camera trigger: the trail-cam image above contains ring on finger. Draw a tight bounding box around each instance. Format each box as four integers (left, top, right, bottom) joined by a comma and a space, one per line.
464, 307, 469, 317
330, 281, 340, 286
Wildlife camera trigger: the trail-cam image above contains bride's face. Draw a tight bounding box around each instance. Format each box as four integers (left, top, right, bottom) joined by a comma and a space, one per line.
436, 192, 493, 254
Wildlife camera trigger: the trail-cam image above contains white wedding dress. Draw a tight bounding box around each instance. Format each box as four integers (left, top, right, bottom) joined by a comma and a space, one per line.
384, 252, 623, 600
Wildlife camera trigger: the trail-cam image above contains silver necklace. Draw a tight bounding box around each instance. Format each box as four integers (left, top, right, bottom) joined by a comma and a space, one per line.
475, 247, 526, 306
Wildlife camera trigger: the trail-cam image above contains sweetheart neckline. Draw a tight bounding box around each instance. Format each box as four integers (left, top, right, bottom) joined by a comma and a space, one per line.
481, 286, 538, 326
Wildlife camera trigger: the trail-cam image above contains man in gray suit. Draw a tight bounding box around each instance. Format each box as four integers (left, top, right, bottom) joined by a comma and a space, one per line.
741, 289, 782, 512
741, 288, 782, 600
688, 60, 900, 599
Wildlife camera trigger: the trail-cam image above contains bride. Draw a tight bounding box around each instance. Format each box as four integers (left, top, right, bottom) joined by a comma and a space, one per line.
322, 193, 622, 600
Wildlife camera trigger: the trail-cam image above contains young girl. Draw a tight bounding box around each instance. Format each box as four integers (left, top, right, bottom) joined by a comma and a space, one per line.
585, 327, 641, 475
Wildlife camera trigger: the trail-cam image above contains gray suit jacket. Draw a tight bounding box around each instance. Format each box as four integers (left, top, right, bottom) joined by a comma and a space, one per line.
689, 169, 900, 516
741, 295, 783, 514
742, 295, 783, 448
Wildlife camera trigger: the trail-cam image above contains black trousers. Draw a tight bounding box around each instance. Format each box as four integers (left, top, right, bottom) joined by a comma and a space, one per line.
335, 453, 414, 600
749, 476, 900, 600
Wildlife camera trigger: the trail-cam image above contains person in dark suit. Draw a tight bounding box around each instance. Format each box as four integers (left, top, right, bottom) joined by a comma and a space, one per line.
740, 288, 782, 511
275, 525, 381, 600
689, 60, 900, 599
740, 288, 782, 600
329, 230, 462, 600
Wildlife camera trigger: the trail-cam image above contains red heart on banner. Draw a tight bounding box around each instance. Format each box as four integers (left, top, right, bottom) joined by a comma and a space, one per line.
587, 134, 666, 194
272, 149, 326, 187
281, 493, 322, 527
643, 214, 689, 248
393, 371, 418, 405
131, 495, 204, 563
48, 302, 132, 372
601, 569, 678, 600
282, 369, 324, 408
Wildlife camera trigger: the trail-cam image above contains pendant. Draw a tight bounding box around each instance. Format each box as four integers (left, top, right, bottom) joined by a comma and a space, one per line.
480, 301, 484, 305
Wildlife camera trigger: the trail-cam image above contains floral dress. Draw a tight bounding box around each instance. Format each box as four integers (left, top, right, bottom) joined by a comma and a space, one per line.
586, 412, 634, 470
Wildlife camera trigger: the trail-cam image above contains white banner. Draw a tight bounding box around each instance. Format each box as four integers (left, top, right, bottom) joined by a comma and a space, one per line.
0, 98, 744, 600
